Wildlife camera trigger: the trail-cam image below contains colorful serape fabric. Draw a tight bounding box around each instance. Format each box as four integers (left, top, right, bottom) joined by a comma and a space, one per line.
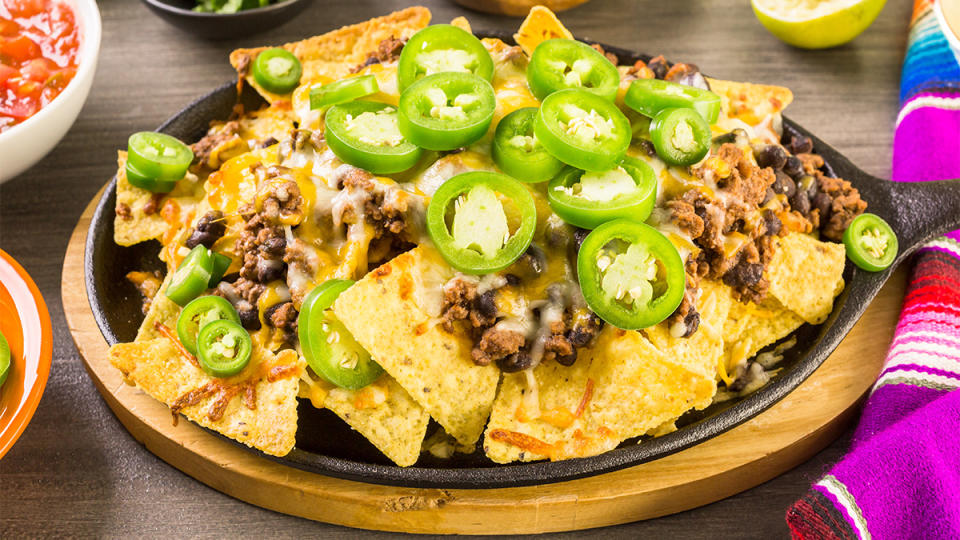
787, 1, 960, 538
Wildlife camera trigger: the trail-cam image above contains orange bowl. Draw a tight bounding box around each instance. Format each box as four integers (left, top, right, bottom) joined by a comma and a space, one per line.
0, 250, 53, 459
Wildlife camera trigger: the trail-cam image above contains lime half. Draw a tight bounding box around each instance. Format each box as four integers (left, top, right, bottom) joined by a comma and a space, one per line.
0, 331, 9, 388
752, 0, 886, 49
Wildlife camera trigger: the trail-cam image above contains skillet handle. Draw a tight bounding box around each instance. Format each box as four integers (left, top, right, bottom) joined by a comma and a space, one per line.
886, 178, 960, 259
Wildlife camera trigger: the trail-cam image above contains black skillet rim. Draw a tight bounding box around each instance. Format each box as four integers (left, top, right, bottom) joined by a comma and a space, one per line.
85, 32, 894, 489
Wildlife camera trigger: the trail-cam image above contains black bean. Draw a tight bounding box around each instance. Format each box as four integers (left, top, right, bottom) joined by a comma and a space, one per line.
259, 136, 278, 149
682, 310, 701, 338
783, 156, 805, 180
789, 190, 811, 215
256, 257, 284, 283
812, 192, 833, 221
498, 350, 534, 373
521, 244, 546, 275
677, 71, 709, 91
647, 56, 669, 79
504, 274, 521, 286
771, 170, 796, 198
572, 228, 590, 252
238, 308, 261, 330
637, 138, 657, 157
713, 128, 749, 148
762, 187, 776, 205
262, 236, 286, 255
185, 210, 226, 249
220, 272, 240, 283
476, 290, 498, 320
754, 144, 788, 170
554, 352, 578, 366
723, 259, 764, 288
566, 314, 603, 347
787, 134, 813, 155
763, 211, 782, 237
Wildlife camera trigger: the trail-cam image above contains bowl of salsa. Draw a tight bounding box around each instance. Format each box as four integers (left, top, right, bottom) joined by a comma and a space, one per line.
0, 249, 53, 459
0, 0, 101, 183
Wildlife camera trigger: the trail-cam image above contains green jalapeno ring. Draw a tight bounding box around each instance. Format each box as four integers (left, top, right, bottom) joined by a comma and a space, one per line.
325, 101, 424, 174
426, 171, 538, 275
492, 107, 565, 183
125, 160, 179, 193
0, 331, 10, 388
526, 38, 620, 102
397, 71, 497, 151
127, 131, 194, 183
842, 213, 898, 272
397, 24, 495, 92
177, 296, 241, 356
624, 78, 722, 124
165, 246, 215, 307
547, 156, 657, 230
649, 107, 712, 167
297, 279, 384, 390
577, 219, 685, 330
534, 88, 632, 172
252, 48, 303, 94
197, 319, 253, 378
309, 74, 380, 111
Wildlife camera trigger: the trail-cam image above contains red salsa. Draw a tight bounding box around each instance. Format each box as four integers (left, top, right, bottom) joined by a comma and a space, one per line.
0, 0, 79, 133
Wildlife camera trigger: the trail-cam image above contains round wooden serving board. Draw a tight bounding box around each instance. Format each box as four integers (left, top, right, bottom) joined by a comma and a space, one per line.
63, 186, 906, 535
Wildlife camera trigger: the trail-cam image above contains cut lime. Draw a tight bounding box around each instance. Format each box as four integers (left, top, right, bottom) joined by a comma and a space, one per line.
752, 0, 886, 49
0, 330, 9, 388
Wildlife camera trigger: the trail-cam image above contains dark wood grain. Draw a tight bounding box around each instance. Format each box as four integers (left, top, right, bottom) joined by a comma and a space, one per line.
0, 0, 910, 536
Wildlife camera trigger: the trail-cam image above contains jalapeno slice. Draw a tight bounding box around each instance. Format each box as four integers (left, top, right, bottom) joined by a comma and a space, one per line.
176, 296, 241, 356
547, 156, 656, 229
397, 24, 494, 92
577, 219, 685, 330
492, 107, 564, 183
127, 131, 194, 183
843, 213, 898, 272
197, 320, 252, 378
209, 252, 233, 287
125, 159, 178, 193
0, 330, 9, 388
325, 101, 424, 174
398, 71, 496, 151
526, 39, 620, 102
252, 48, 302, 94
624, 78, 721, 124
165, 246, 215, 307
298, 280, 383, 390
426, 171, 537, 274
649, 107, 711, 166
309, 74, 380, 111
535, 88, 631, 172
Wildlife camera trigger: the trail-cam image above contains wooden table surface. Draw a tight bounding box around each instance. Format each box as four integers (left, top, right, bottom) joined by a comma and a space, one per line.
0, 0, 911, 536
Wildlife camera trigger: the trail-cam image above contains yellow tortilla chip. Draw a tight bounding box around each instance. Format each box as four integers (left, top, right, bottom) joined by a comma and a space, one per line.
483, 328, 716, 463
320, 375, 430, 467
767, 232, 846, 324
113, 151, 204, 247
721, 298, 804, 382
109, 339, 302, 456
135, 272, 181, 342
514, 5, 573, 56
333, 246, 500, 446
229, 7, 432, 104
707, 78, 794, 123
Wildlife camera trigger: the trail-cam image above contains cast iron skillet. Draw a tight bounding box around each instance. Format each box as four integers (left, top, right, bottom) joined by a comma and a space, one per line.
85, 33, 960, 489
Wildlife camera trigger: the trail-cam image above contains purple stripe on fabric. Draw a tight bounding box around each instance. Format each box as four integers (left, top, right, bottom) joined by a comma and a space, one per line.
880, 363, 960, 380
893, 107, 960, 184
919, 245, 960, 259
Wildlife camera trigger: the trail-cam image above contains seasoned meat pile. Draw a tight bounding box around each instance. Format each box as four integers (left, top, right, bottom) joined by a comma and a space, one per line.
440, 275, 603, 372
353, 36, 406, 72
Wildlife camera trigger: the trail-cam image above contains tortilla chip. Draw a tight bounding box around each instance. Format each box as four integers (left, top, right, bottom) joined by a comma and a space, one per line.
514, 5, 573, 56
114, 151, 204, 247
333, 245, 500, 446
643, 279, 734, 387
721, 298, 804, 380
321, 375, 430, 467
706, 78, 793, 123
483, 327, 716, 463
450, 16, 471, 33
767, 232, 846, 324
135, 272, 181, 342
229, 7, 432, 104
109, 339, 302, 456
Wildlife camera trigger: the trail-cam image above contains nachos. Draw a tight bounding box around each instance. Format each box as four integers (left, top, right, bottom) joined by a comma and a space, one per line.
106, 6, 876, 465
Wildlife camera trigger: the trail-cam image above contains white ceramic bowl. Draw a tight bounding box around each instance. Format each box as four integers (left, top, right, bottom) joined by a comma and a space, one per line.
0, 0, 102, 184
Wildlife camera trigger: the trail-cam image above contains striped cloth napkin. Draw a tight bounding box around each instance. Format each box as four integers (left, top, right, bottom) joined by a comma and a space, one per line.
785, 1, 960, 538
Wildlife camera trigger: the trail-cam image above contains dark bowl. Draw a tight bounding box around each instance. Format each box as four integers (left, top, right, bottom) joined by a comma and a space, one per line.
140, 0, 313, 40
85, 32, 960, 489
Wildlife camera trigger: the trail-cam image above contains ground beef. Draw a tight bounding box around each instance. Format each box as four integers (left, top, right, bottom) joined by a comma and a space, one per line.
192, 121, 241, 169
665, 270, 701, 337
185, 210, 226, 249
116, 203, 132, 220
589, 43, 619, 66
265, 301, 298, 340
353, 36, 405, 73
336, 166, 414, 239
815, 173, 867, 241
142, 193, 164, 216
473, 327, 525, 367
